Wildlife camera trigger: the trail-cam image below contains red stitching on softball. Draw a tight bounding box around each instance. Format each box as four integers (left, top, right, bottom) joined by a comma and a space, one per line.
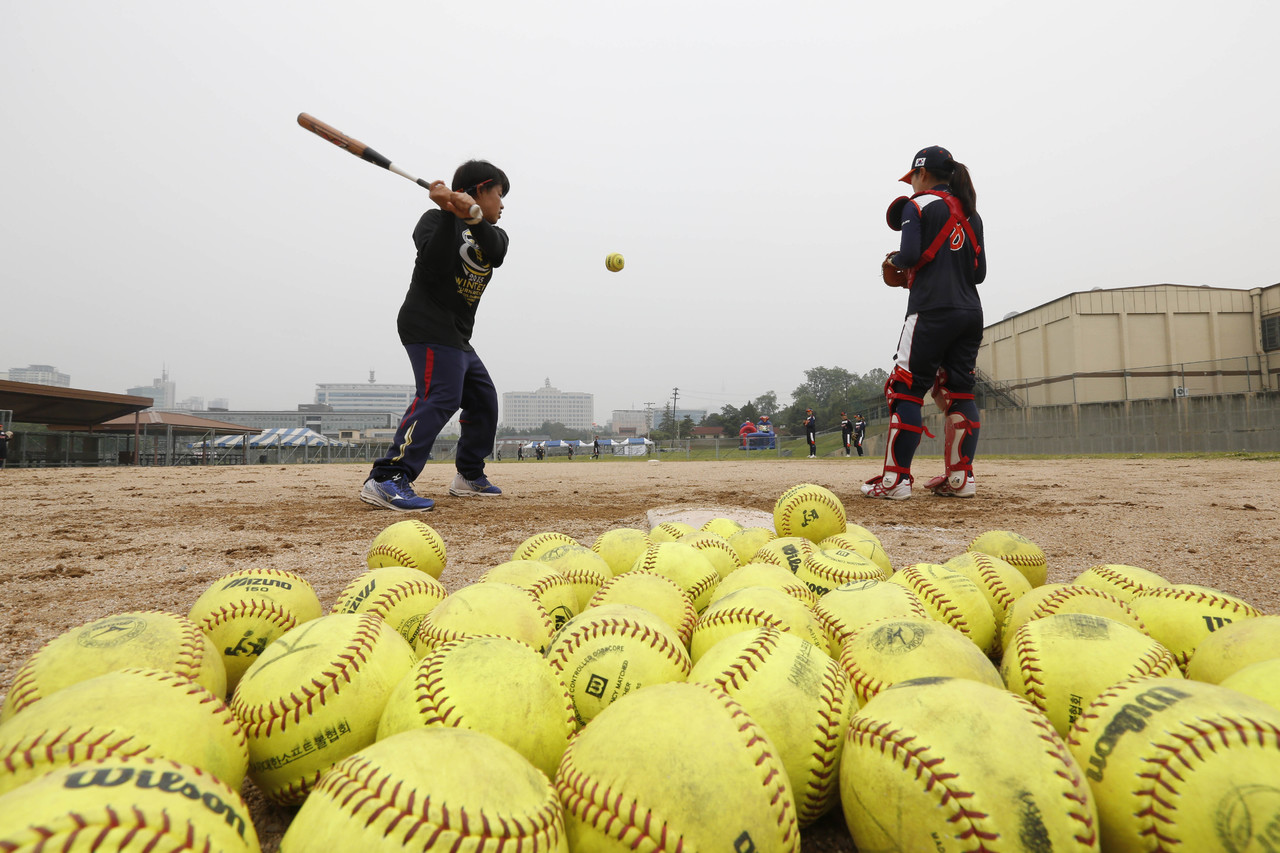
309, 751, 565, 846
897, 569, 973, 636
418, 587, 554, 654
969, 553, 1020, 612
1012, 697, 1098, 846
1032, 587, 1148, 634
546, 617, 691, 673
1076, 687, 1280, 850
231, 616, 386, 734
1137, 586, 1262, 616
1011, 634, 1049, 711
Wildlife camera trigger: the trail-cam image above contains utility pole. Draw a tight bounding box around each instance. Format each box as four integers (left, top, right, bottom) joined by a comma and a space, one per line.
671, 388, 680, 441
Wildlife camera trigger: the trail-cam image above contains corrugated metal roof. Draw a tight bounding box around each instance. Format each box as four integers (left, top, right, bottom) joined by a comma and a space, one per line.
48, 409, 261, 435
0, 380, 152, 427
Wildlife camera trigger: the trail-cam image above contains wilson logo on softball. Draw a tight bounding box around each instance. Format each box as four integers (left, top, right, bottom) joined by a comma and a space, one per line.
1083, 684, 1190, 782
64, 766, 250, 839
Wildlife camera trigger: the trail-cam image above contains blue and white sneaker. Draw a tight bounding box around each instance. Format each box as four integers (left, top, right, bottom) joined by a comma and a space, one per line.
448, 472, 502, 497
360, 475, 435, 511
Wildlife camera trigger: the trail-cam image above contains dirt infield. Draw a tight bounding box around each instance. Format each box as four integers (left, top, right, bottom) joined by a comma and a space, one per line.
2, 455, 1277, 849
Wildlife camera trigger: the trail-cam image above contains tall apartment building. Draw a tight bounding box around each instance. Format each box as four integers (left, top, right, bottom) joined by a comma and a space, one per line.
7, 364, 70, 387
502, 379, 594, 431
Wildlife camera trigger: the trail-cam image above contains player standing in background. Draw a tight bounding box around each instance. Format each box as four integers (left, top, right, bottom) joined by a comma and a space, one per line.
592, 435, 601, 459
864, 146, 984, 500
0, 426, 10, 469
804, 409, 817, 458
360, 160, 511, 511
853, 413, 867, 456
840, 412, 854, 456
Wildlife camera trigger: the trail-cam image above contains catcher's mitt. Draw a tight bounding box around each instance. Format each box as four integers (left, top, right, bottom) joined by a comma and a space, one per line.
886, 195, 909, 231
882, 252, 908, 288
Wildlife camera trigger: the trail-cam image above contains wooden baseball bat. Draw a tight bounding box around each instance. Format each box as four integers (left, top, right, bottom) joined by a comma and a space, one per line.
296, 112, 431, 190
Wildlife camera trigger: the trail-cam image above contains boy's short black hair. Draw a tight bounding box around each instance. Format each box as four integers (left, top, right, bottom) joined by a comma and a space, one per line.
452, 160, 510, 197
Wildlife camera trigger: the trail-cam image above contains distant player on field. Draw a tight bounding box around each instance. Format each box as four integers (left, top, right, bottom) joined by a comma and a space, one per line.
840, 412, 854, 456
360, 160, 511, 511
804, 409, 817, 458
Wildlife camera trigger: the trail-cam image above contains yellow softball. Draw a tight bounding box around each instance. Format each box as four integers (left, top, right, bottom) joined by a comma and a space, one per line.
282, 728, 566, 852
605, 252, 625, 272
773, 483, 847, 544
366, 519, 447, 578
513, 531, 579, 562
1185, 614, 1280, 683
708, 562, 819, 610
690, 626, 854, 827
843, 678, 1097, 852
968, 529, 1048, 587
795, 548, 885, 598
590, 527, 652, 575
0, 668, 248, 796
1000, 612, 1181, 737
230, 613, 416, 805
189, 568, 323, 691
1128, 583, 1264, 672
1067, 677, 1280, 851
376, 636, 577, 780
728, 526, 775, 566
631, 542, 721, 612
888, 563, 998, 656
331, 567, 448, 647
481, 559, 580, 631
556, 681, 798, 852
587, 571, 698, 647
0, 757, 261, 853
545, 604, 692, 726
537, 543, 615, 608
812, 579, 929, 651
415, 582, 555, 656
691, 586, 829, 662
1, 610, 225, 721
838, 616, 1003, 705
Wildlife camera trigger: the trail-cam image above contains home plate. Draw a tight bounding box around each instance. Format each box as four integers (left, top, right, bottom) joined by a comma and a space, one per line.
646, 505, 774, 531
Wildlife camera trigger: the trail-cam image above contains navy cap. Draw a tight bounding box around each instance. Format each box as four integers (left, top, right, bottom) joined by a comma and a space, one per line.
899, 146, 955, 183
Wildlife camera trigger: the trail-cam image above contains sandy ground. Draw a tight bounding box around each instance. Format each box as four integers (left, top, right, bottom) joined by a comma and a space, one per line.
2, 455, 1277, 849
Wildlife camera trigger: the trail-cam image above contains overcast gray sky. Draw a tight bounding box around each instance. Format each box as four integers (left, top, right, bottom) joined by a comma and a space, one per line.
4, 1, 1276, 422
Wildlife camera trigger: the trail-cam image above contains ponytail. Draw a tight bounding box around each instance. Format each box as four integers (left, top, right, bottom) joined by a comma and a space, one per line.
946, 162, 977, 217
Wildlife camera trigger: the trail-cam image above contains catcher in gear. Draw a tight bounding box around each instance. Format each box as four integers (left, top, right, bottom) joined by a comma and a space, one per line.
864, 146, 985, 500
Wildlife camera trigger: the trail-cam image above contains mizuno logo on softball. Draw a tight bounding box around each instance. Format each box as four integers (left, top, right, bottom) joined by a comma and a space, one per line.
224, 577, 293, 590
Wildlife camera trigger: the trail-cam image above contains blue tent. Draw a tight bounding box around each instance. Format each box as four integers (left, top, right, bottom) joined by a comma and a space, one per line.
196, 428, 343, 449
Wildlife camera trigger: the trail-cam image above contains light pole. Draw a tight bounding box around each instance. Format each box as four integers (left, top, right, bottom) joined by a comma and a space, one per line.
671, 387, 680, 441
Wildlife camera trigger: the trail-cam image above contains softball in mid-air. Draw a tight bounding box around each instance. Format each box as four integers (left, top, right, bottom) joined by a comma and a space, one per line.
605, 252, 624, 272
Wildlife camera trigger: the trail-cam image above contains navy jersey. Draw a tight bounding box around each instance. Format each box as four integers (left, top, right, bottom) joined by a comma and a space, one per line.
893, 185, 985, 315
397, 209, 510, 350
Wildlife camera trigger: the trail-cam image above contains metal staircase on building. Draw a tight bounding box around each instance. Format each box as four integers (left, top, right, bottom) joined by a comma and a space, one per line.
974, 368, 1024, 408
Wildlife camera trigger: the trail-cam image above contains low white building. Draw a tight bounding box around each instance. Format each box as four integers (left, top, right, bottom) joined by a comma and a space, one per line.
502, 379, 594, 431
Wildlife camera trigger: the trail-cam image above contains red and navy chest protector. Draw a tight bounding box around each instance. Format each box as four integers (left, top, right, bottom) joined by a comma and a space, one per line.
893, 187, 985, 315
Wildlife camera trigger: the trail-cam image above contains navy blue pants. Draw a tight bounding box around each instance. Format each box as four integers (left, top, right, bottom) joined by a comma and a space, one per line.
888, 308, 983, 474
370, 343, 498, 483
